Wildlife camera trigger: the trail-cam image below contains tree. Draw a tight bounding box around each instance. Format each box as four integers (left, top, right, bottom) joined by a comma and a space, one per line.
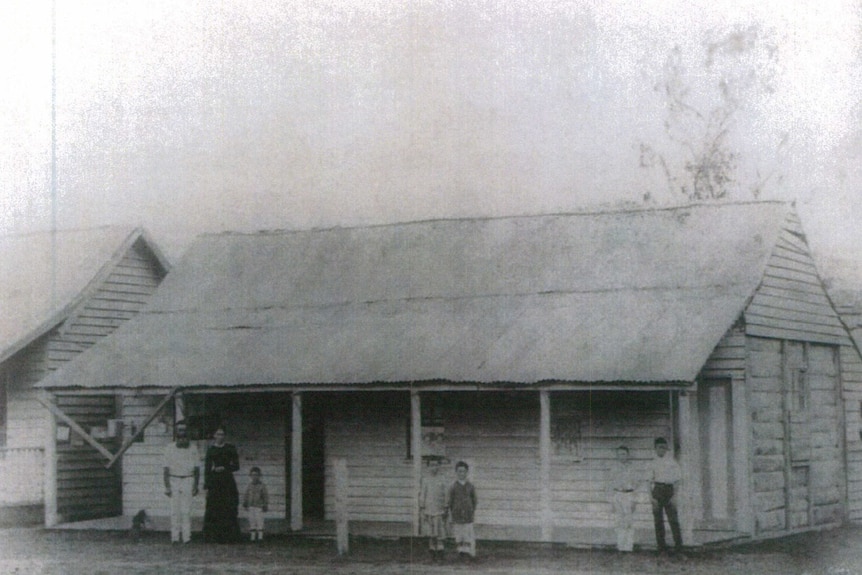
639, 26, 786, 202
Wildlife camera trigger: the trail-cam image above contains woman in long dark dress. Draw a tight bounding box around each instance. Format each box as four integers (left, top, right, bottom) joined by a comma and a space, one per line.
203, 427, 241, 543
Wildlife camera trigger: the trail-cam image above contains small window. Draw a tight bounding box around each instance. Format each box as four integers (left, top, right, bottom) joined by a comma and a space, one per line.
183, 395, 222, 441
791, 368, 807, 412
552, 410, 582, 461
406, 395, 446, 461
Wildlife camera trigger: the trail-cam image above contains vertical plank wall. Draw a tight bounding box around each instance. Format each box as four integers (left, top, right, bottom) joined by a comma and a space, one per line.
747, 337, 843, 534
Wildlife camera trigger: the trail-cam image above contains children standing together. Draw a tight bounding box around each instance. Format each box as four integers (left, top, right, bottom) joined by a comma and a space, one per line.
418, 459, 479, 562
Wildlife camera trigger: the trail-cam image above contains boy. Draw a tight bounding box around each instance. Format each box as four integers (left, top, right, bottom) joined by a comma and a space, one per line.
646, 437, 683, 553
419, 458, 449, 560
242, 466, 269, 542
447, 460, 477, 561
608, 445, 638, 552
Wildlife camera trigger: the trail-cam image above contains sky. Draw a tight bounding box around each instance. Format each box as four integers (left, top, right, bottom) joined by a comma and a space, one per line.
1, 0, 860, 286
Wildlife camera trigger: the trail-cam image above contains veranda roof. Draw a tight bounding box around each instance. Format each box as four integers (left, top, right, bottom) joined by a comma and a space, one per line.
39, 202, 791, 389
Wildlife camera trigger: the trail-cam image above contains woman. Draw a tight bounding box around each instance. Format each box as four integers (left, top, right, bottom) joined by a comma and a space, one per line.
203, 426, 241, 543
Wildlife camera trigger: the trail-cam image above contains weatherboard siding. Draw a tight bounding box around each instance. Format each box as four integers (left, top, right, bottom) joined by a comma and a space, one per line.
550, 391, 671, 541
323, 391, 674, 542
120, 393, 288, 523
1, 238, 166, 508
53, 240, 165, 359
55, 394, 121, 522
700, 323, 746, 380
745, 216, 850, 346
323, 392, 547, 533
5, 336, 50, 450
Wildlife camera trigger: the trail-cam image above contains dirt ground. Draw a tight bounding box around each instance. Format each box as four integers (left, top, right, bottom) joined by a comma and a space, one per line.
1, 525, 862, 575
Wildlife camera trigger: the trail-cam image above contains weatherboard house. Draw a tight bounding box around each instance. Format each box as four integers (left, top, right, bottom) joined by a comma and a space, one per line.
0, 227, 169, 523
36, 202, 862, 546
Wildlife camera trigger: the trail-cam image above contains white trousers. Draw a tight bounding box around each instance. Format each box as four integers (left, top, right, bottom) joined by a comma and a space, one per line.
169, 476, 194, 543
451, 523, 476, 557
612, 490, 637, 552
247, 507, 265, 532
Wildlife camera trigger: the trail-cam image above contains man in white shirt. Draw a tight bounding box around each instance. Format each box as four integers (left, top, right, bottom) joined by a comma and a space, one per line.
163, 421, 200, 544
646, 437, 682, 553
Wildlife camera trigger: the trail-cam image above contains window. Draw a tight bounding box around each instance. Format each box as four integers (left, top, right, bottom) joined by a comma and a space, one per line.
406, 394, 446, 461
552, 409, 582, 460
787, 341, 809, 414
791, 368, 807, 412
548, 392, 585, 461
182, 395, 223, 441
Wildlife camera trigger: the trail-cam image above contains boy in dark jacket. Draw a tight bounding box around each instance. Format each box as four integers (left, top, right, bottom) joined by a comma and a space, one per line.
447, 460, 477, 560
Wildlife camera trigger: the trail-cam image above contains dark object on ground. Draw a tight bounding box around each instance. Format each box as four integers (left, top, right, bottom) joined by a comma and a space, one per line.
130, 510, 148, 541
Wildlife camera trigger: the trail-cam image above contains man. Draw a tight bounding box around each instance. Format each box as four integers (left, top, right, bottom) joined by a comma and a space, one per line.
608, 445, 638, 552
163, 420, 200, 544
646, 437, 683, 554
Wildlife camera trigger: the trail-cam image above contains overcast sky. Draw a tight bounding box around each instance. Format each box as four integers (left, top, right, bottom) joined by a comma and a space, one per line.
1, 1, 860, 284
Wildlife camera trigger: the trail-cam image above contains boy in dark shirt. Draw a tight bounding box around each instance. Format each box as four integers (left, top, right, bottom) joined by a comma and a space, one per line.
447, 460, 477, 560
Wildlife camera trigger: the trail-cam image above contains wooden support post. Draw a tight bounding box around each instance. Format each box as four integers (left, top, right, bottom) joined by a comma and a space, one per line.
411, 390, 422, 537
677, 390, 695, 546
334, 457, 349, 555
42, 392, 58, 527
291, 392, 303, 531
105, 388, 177, 468
669, 390, 675, 450
539, 390, 552, 541
686, 387, 703, 532
36, 395, 114, 461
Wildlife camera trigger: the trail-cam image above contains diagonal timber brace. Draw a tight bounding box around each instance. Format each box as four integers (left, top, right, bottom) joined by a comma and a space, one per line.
105, 389, 178, 468
37, 394, 114, 461
37, 388, 178, 469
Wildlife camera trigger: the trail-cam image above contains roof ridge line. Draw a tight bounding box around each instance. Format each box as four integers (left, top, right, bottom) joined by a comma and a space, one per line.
197, 200, 790, 238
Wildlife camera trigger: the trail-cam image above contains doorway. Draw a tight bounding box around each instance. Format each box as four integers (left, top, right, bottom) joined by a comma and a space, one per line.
698, 379, 735, 529
285, 394, 326, 525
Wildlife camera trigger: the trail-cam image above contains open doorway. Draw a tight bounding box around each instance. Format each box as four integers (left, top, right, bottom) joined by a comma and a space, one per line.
284, 394, 326, 526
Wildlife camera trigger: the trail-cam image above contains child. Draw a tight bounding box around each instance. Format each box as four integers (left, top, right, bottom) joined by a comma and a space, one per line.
419, 458, 449, 560
608, 445, 638, 552
242, 466, 269, 542
447, 460, 477, 561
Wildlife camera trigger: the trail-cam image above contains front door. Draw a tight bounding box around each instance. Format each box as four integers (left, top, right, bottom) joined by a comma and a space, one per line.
698, 379, 735, 529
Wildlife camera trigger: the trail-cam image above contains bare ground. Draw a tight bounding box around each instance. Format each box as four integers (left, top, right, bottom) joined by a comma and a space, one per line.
1, 525, 862, 575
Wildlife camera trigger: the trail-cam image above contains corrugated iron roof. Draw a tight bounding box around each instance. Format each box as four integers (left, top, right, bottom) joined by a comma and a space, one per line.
39, 202, 791, 388
0, 226, 168, 364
